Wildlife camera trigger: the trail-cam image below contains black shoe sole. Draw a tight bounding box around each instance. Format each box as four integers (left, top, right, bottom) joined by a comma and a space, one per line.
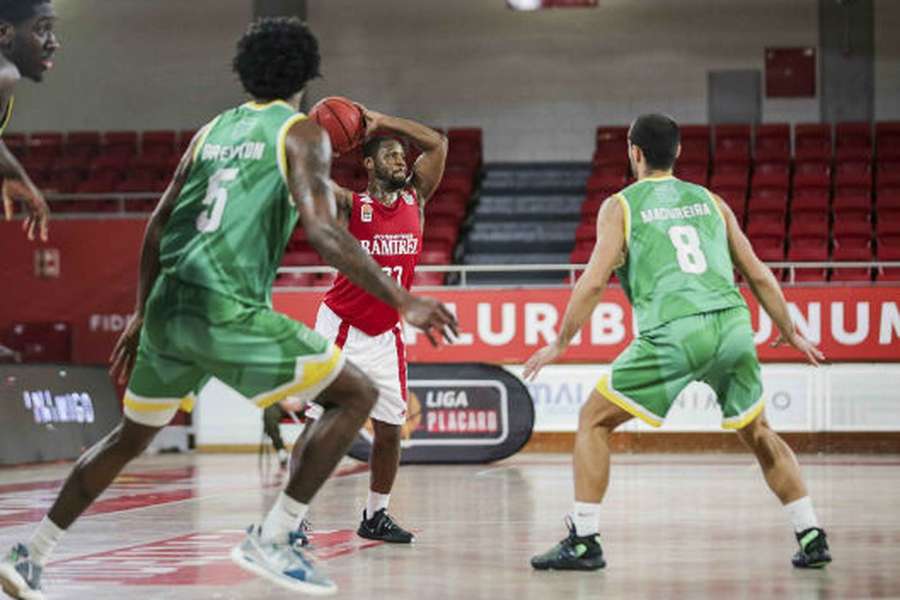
356, 528, 414, 544
792, 559, 831, 569
531, 558, 607, 571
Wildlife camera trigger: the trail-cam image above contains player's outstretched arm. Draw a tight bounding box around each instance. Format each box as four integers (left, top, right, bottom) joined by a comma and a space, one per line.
284, 119, 457, 345
523, 197, 625, 380
717, 195, 825, 366
360, 107, 448, 203
109, 130, 200, 383
0, 138, 49, 241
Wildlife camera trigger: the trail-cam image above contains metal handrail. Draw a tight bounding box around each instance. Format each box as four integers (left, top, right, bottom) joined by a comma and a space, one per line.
277, 262, 900, 288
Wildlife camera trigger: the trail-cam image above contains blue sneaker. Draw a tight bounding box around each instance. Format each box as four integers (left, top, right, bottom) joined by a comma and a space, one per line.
230, 526, 336, 596
0, 544, 44, 600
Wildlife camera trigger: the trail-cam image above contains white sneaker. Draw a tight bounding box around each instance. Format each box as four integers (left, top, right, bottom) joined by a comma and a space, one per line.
230, 525, 336, 596
0, 544, 44, 600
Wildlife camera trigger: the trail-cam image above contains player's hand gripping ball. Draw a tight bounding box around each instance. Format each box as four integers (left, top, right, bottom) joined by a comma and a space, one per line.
309, 96, 365, 155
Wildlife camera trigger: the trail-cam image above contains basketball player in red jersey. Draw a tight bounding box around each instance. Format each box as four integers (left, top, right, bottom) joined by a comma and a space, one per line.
0, 0, 59, 241
293, 105, 447, 543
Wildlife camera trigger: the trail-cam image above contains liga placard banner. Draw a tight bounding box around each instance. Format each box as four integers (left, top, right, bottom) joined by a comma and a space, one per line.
347, 363, 535, 464
274, 287, 900, 364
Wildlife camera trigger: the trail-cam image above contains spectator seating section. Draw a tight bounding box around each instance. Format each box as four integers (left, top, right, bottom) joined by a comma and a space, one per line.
577, 121, 900, 282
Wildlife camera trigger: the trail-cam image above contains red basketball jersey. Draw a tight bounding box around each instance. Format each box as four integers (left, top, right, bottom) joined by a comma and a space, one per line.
324, 188, 422, 336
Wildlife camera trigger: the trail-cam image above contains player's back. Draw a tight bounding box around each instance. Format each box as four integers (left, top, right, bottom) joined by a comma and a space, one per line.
615, 175, 745, 333
160, 100, 306, 309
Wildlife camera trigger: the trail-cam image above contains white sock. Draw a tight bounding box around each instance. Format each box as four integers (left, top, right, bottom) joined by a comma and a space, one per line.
784, 496, 819, 533
261, 492, 309, 543
28, 516, 65, 566
365, 492, 390, 520
571, 502, 601, 537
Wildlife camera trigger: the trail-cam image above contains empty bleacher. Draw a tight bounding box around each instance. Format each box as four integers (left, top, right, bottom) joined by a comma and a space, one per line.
461, 163, 590, 285
572, 121, 900, 283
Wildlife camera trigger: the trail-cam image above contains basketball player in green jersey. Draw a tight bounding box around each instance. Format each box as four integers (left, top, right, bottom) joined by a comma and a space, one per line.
525, 114, 831, 572
0, 17, 456, 599
0, 0, 58, 241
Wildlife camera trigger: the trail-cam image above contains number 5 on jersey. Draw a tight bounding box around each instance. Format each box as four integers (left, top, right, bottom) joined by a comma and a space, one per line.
196, 168, 239, 233
668, 225, 708, 274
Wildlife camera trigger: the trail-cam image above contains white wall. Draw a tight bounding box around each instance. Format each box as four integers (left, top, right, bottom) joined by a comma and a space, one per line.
5, 1, 899, 159
875, 0, 900, 120
193, 364, 900, 445
307, 0, 819, 161
7, 0, 252, 133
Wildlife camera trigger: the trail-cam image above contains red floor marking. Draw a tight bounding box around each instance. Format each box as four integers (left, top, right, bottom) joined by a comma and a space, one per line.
0, 463, 368, 529
48, 529, 383, 586
0, 490, 196, 528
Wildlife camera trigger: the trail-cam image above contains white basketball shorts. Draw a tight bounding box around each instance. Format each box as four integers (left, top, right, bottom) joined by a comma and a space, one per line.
307, 303, 408, 426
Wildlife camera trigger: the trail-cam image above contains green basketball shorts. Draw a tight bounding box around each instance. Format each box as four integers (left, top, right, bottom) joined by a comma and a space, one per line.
596, 305, 764, 430
123, 275, 344, 427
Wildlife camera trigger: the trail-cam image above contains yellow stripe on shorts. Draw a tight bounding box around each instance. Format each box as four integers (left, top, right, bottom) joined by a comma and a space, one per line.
254, 346, 343, 409
595, 373, 663, 428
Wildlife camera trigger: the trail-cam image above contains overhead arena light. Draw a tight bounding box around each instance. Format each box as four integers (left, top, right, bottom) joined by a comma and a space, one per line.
506, 0, 598, 9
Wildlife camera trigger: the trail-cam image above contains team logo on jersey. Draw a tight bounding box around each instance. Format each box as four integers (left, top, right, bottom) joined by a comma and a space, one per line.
402, 191, 415, 206
361, 203, 373, 223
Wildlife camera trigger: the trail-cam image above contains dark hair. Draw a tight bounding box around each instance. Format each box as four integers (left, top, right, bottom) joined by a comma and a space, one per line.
363, 136, 401, 160
233, 17, 320, 102
628, 114, 680, 171
0, 0, 50, 24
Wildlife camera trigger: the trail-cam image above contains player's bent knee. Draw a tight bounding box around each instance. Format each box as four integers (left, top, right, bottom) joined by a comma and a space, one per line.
579, 390, 630, 431
328, 362, 378, 414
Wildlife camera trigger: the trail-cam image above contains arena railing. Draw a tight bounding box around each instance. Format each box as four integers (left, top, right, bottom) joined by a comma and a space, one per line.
278, 263, 900, 288
38, 195, 900, 288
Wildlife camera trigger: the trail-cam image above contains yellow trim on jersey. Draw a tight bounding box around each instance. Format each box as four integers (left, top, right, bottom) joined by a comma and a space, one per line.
614, 193, 631, 248
191, 116, 222, 163
722, 397, 766, 430
254, 345, 343, 409
243, 100, 294, 112
643, 174, 675, 182
277, 113, 309, 186
0, 96, 14, 136
704, 188, 728, 227
595, 373, 663, 428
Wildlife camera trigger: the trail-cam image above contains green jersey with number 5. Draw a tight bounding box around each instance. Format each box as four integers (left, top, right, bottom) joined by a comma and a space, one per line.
614, 175, 745, 333
159, 101, 307, 309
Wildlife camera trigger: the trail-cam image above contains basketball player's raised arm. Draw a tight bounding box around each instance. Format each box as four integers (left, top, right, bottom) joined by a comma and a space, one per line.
716, 195, 825, 366
523, 198, 625, 380
362, 108, 448, 203
109, 129, 200, 383
330, 181, 353, 227
284, 120, 457, 344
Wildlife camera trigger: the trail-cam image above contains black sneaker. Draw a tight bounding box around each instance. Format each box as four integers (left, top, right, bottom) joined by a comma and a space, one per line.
531, 518, 606, 571
357, 509, 414, 543
792, 527, 832, 568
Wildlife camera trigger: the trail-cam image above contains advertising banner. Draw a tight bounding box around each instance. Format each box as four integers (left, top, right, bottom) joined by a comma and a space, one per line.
348, 363, 534, 464
506, 364, 816, 432
274, 287, 900, 364
0, 365, 122, 465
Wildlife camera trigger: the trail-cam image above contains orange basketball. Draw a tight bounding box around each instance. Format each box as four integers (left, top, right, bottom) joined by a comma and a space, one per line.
309, 96, 365, 155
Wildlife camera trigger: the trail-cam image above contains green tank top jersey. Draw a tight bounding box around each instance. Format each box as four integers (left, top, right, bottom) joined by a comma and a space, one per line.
159, 100, 307, 308
614, 175, 746, 333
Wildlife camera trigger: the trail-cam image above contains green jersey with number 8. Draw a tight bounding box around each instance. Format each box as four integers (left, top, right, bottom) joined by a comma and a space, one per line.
614, 175, 745, 333
159, 100, 307, 309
